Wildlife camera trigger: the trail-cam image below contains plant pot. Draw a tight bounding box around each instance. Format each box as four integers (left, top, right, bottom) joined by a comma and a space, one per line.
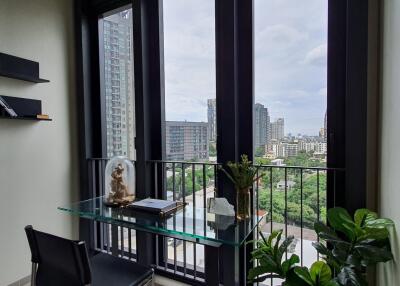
236, 188, 251, 220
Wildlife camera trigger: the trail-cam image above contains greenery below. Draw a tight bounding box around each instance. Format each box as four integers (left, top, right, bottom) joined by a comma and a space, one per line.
165, 152, 327, 229
248, 209, 395, 286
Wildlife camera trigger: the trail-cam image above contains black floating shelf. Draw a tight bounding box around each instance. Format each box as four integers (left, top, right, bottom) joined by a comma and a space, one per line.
0, 96, 51, 122
0, 52, 49, 83
0, 115, 52, 121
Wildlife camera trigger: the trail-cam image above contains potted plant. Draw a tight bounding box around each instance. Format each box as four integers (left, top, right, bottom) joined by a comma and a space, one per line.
248, 207, 395, 285
220, 154, 262, 220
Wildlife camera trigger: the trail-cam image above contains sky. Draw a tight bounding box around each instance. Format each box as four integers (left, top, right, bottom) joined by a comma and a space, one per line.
163, 0, 328, 136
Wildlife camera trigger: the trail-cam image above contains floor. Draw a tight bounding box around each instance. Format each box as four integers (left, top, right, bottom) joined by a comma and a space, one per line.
21, 275, 189, 286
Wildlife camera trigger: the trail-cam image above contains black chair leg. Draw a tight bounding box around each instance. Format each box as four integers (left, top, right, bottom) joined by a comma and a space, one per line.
31, 262, 38, 286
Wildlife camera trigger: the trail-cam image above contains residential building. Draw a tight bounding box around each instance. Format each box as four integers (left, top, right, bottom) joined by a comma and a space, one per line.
103, 10, 135, 159
277, 180, 296, 190
254, 103, 270, 149
165, 121, 209, 161
207, 99, 216, 141
270, 118, 285, 141
285, 143, 299, 157
268, 141, 298, 158
324, 111, 327, 141
315, 142, 327, 154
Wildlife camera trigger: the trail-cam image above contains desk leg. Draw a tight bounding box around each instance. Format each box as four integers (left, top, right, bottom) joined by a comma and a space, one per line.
205, 244, 220, 286
111, 225, 119, 256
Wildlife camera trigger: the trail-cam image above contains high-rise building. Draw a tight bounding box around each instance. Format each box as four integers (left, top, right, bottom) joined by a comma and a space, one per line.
270, 118, 285, 141
207, 99, 216, 141
103, 10, 135, 160
254, 103, 270, 149
166, 121, 209, 161
324, 111, 327, 141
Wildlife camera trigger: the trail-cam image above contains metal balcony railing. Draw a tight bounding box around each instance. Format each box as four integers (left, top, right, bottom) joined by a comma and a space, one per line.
87, 158, 343, 285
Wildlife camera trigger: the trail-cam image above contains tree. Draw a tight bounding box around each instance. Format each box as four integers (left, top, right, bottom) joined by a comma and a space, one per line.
255, 146, 265, 157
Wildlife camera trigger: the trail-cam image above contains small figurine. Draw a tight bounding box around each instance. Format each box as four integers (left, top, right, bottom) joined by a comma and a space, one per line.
107, 163, 134, 206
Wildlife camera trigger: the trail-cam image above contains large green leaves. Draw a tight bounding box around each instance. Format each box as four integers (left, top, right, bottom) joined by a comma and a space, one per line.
293, 262, 336, 286
313, 207, 395, 286
327, 208, 356, 241
336, 267, 367, 286
248, 230, 299, 284
310, 261, 332, 284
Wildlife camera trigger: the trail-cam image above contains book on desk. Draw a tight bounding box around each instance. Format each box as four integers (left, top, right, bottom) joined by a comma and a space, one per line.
127, 198, 186, 216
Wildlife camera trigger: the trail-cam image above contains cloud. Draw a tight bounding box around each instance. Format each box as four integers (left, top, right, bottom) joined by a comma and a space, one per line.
163, 0, 328, 135
303, 44, 327, 66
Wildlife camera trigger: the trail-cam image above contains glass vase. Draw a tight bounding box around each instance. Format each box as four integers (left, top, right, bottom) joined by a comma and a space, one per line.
104, 156, 135, 206
236, 188, 251, 220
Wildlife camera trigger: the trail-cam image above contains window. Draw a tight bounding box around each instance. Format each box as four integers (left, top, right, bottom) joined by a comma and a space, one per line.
99, 6, 137, 257
100, 8, 136, 161
254, 0, 328, 269
163, 0, 216, 274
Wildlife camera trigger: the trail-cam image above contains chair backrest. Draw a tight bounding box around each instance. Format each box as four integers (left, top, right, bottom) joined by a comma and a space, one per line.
25, 225, 92, 286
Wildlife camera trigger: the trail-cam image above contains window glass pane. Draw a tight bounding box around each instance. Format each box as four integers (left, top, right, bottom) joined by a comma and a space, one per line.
101, 8, 136, 160
164, 0, 216, 163
163, 0, 215, 277
99, 7, 136, 258
254, 0, 328, 272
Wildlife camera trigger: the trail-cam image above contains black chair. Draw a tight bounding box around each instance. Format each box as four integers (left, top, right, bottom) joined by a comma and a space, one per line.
25, 225, 154, 286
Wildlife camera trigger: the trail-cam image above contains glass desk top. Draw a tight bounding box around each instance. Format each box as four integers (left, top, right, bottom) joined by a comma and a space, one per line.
59, 197, 266, 247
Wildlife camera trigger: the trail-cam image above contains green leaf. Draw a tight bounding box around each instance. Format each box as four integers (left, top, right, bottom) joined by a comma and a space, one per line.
327, 208, 356, 241
363, 210, 378, 224
286, 268, 311, 286
267, 229, 282, 246
310, 261, 332, 284
282, 254, 300, 275
357, 227, 389, 242
312, 242, 331, 257
248, 266, 274, 281
273, 230, 283, 260
277, 235, 295, 263
314, 221, 338, 238
294, 267, 314, 285
259, 253, 279, 271
337, 267, 366, 286
354, 209, 369, 227
365, 218, 394, 229
346, 254, 362, 268
325, 281, 340, 286
354, 245, 393, 264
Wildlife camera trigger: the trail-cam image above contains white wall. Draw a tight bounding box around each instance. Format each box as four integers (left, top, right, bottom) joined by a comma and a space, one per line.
379, 0, 400, 285
0, 0, 78, 284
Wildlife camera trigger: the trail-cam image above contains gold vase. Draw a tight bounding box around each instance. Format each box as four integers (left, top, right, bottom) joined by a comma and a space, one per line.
236, 188, 251, 220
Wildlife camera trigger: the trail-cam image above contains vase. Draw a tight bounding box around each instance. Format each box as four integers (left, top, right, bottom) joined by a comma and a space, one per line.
104, 156, 135, 207
236, 188, 251, 220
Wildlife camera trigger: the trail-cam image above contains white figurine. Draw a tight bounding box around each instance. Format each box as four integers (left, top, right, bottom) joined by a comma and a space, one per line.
207, 197, 235, 216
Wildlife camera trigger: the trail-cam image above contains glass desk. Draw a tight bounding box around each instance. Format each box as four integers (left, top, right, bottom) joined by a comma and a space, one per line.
59, 196, 266, 285
58, 196, 265, 247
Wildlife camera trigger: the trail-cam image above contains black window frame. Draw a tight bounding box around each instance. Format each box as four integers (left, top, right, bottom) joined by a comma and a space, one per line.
75, 0, 376, 284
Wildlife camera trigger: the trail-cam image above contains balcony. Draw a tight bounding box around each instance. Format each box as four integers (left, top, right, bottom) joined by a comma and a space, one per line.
86, 158, 343, 285
1, 0, 398, 286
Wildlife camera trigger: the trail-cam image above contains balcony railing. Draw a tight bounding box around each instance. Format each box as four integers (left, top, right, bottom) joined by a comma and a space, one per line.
87, 158, 343, 285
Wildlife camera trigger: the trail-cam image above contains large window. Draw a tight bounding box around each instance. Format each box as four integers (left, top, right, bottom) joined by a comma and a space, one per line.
163, 0, 216, 163
98, 6, 137, 257
100, 8, 136, 160
254, 0, 328, 269
163, 0, 216, 275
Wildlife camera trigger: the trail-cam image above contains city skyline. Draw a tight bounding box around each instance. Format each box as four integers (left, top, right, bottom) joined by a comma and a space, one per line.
163, 0, 327, 135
